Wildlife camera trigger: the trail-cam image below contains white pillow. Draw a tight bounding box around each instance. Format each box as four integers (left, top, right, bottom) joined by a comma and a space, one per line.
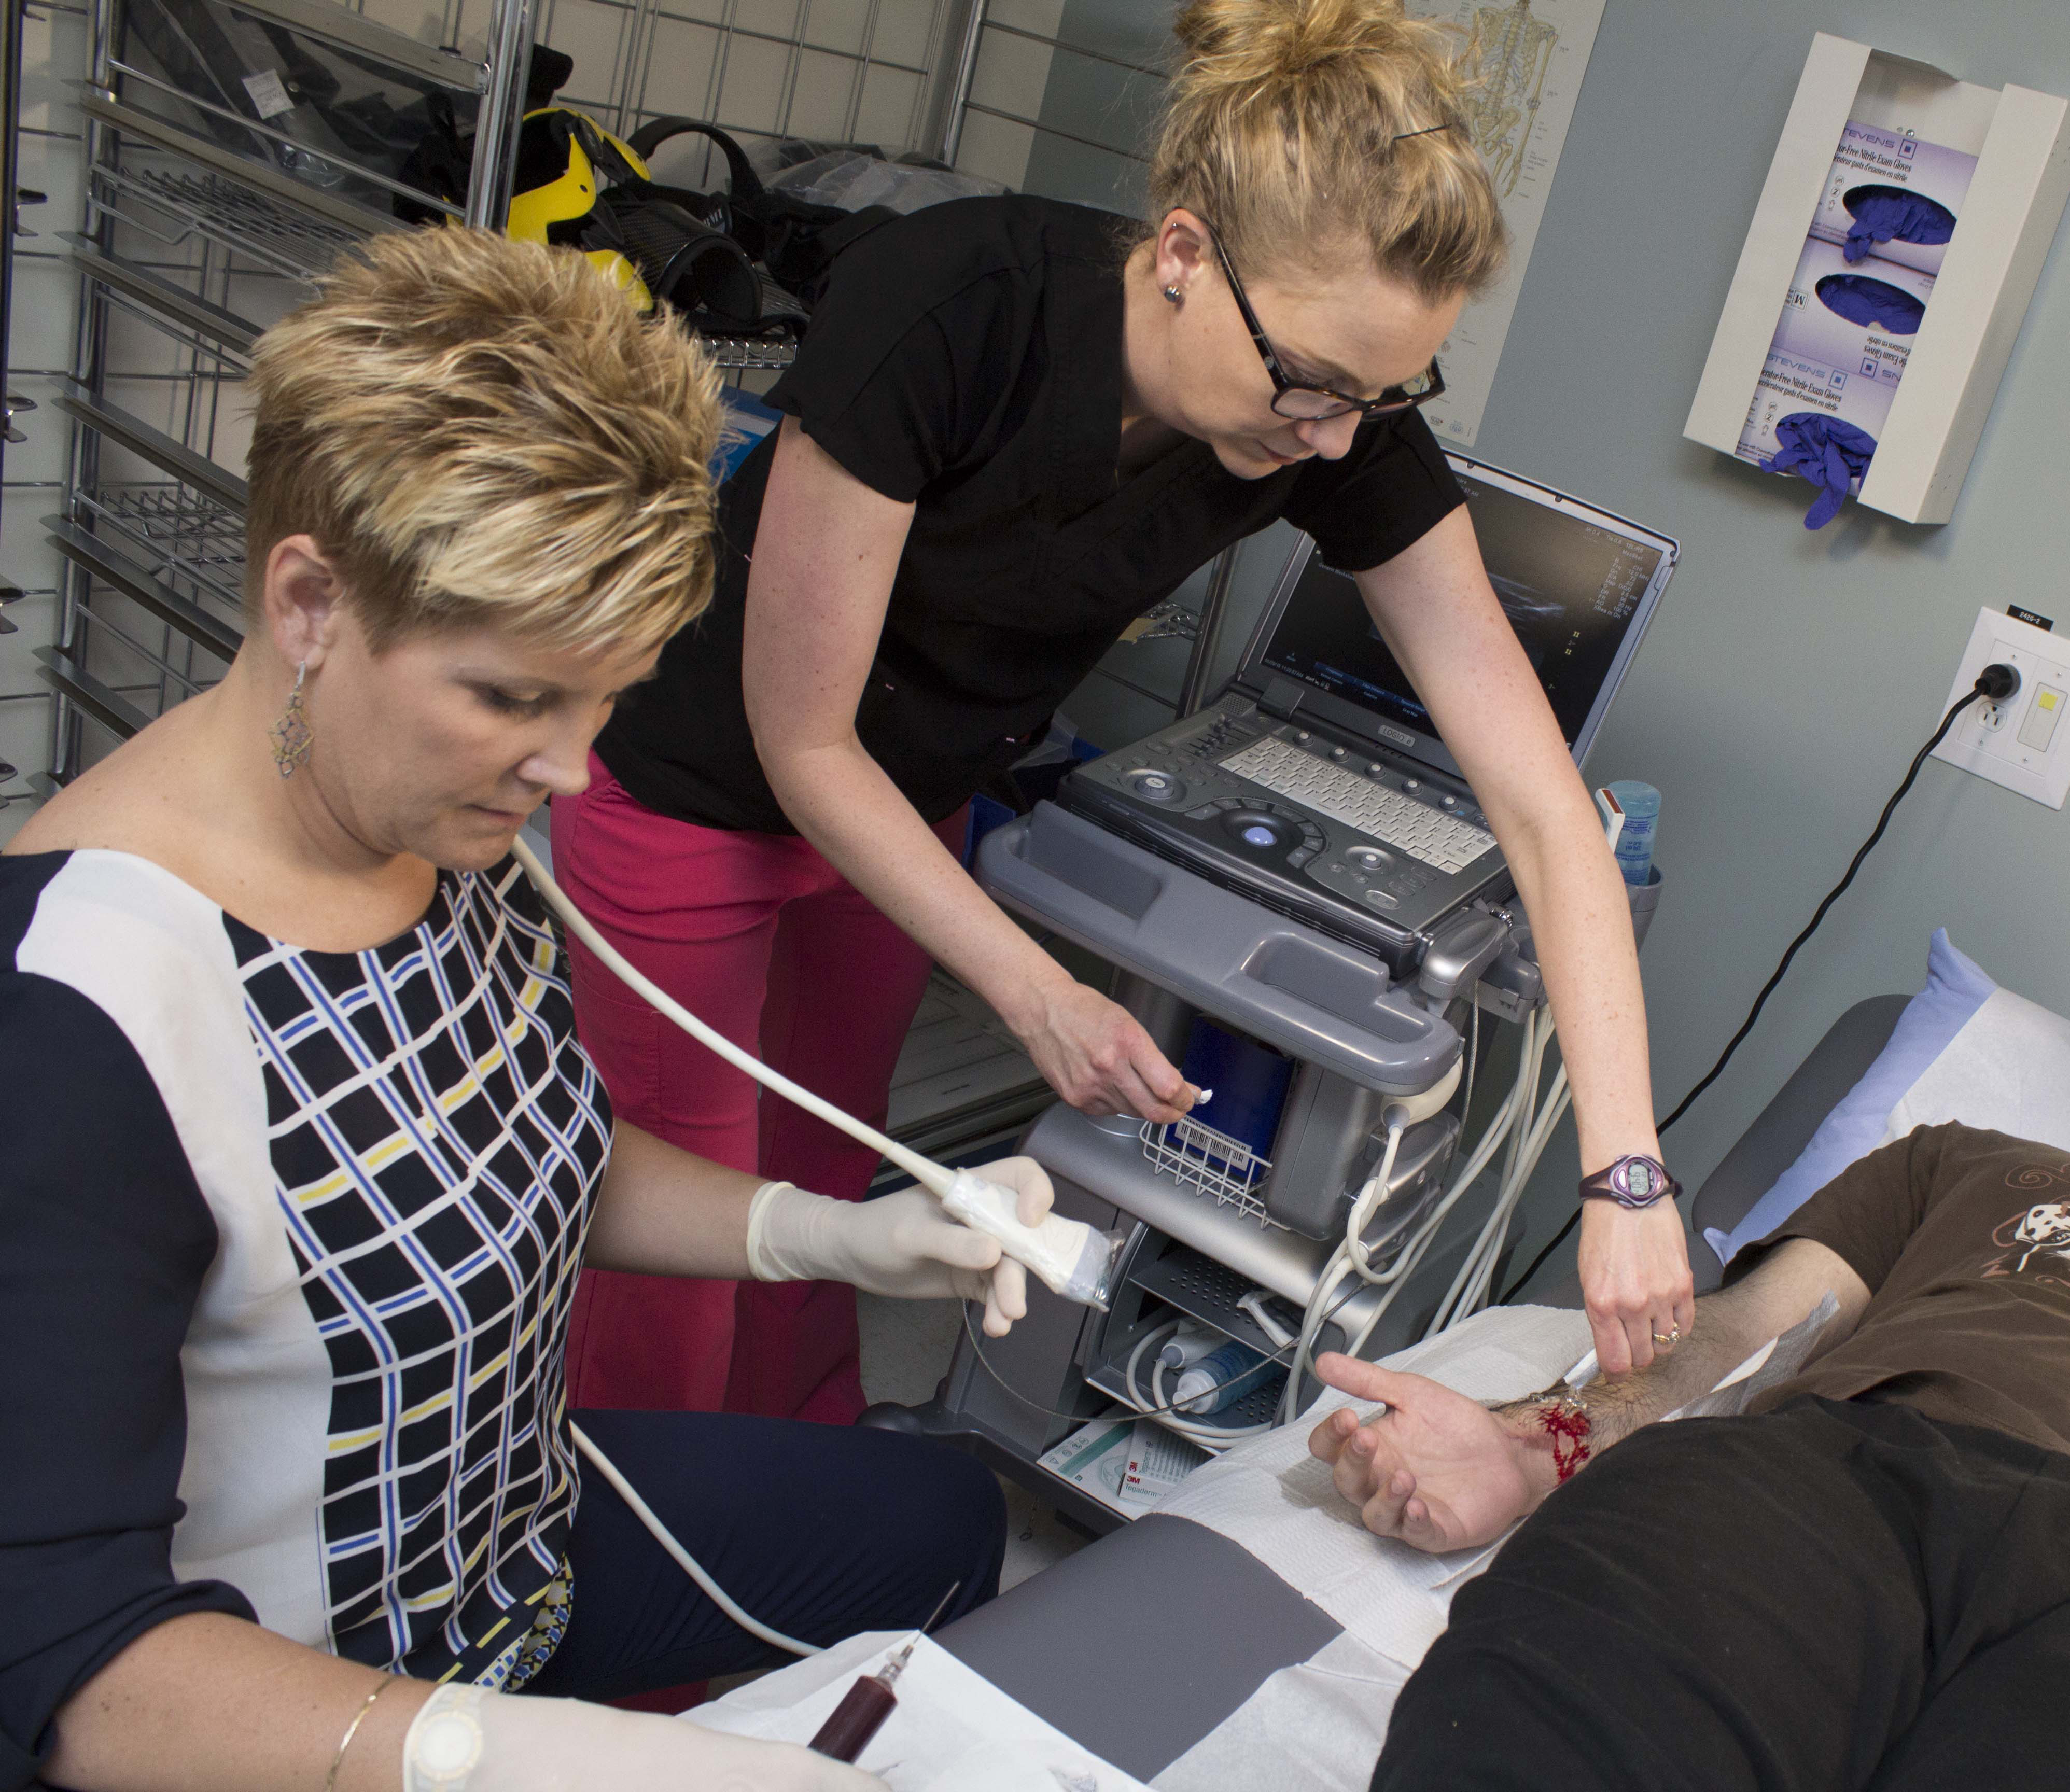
1707, 932, 2070, 1267
1880, 984, 2070, 1151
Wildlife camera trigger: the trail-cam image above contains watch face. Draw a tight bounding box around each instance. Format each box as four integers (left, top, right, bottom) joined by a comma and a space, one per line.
1624, 1160, 1656, 1200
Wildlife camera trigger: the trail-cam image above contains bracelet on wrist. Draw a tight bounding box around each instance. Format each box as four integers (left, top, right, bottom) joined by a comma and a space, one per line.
326, 1676, 396, 1792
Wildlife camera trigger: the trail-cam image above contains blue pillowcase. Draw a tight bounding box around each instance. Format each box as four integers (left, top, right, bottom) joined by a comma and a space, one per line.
1704, 929, 1997, 1267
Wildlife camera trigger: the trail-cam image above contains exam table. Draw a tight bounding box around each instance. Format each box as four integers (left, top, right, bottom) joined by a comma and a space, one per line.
933, 997, 1909, 1782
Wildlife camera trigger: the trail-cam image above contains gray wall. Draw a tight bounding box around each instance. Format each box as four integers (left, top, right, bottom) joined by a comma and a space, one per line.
1028, 0, 2070, 1294
1460, 0, 2070, 1291
1018, 0, 1162, 215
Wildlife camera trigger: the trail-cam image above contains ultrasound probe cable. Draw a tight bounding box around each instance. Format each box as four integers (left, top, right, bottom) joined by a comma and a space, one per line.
510, 835, 1129, 1661
566, 1422, 821, 1657
514, 832, 1507, 1622
512, 835, 1128, 1310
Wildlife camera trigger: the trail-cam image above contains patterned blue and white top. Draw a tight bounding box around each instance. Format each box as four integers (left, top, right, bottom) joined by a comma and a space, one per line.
0, 848, 611, 1783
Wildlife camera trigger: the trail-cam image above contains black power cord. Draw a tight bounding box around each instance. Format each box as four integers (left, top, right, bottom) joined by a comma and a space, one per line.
1497, 664, 2019, 1306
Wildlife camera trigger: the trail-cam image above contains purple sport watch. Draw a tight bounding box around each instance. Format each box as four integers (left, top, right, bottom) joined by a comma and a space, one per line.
1578, 1154, 1681, 1210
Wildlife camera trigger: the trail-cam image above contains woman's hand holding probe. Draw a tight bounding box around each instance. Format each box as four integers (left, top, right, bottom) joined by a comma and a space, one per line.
399, 1682, 879, 1791
746, 1155, 1056, 1336
1305, 1354, 1554, 1554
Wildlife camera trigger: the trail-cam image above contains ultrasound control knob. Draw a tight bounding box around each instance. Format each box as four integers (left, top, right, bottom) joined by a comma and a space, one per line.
1124, 767, 1185, 805
1404, 779, 1420, 792
1330, 746, 1347, 760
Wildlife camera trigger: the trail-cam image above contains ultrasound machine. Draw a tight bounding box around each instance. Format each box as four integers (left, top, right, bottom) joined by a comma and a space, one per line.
872, 453, 1680, 1534
1057, 456, 1677, 979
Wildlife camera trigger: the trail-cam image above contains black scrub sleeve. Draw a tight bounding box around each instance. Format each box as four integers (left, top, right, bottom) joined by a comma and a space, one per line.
767, 307, 962, 502
0, 973, 254, 1791
1280, 407, 1466, 572
760, 207, 1039, 505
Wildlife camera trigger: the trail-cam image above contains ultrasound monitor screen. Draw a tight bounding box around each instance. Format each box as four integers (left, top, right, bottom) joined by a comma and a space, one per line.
1258, 469, 1667, 748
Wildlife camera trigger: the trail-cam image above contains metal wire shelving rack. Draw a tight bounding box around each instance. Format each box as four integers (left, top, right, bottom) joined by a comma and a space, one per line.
31, 0, 534, 774
11, 0, 1236, 786
18, 0, 1027, 778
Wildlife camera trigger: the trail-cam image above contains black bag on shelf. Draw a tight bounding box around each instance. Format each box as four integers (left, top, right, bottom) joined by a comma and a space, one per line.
510, 107, 784, 329
125, 0, 470, 211
396, 48, 898, 339
622, 117, 897, 311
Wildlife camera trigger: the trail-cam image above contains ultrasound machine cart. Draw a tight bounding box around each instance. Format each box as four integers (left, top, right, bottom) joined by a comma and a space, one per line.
868, 456, 1679, 1529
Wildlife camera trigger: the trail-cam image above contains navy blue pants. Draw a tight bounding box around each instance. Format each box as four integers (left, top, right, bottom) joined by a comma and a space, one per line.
523, 1409, 1005, 1701
1375, 1397, 2070, 1792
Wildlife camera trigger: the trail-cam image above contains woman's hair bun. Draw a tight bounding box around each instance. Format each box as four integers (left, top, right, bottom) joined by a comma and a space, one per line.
1150, 0, 1505, 300
1173, 0, 1438, 91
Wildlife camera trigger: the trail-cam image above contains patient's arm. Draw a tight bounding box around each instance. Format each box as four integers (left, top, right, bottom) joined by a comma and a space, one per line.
1306, 1238, 1870, 1552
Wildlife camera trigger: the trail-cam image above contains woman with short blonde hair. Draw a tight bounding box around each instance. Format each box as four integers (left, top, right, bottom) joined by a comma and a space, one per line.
1, 227, 1032, 1791
240, 226, 728, 656
563, 0, 1693, 1430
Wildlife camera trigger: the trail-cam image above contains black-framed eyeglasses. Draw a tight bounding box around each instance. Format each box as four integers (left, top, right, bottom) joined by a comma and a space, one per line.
1206, 225, 1445, 423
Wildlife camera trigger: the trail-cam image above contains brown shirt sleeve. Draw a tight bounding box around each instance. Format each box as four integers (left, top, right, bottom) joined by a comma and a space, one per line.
1723, 1123, 1965, 1295
1725, 1122, 2070, 1455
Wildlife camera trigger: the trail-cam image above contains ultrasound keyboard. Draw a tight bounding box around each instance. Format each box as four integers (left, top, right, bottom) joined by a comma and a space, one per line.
1220, 736, 1495, 875
1055, 700, 1512, 971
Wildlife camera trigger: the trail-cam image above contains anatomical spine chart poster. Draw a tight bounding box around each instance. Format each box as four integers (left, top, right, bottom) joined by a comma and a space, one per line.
1407, 0, 1606, 445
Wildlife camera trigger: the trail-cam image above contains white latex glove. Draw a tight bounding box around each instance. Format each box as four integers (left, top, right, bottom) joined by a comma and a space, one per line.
745, 1156, 1055, 1337
401, 1682, 877, 1791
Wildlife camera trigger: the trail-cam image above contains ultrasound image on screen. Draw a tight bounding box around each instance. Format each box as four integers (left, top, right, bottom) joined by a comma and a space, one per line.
1260, 472, 1666, 747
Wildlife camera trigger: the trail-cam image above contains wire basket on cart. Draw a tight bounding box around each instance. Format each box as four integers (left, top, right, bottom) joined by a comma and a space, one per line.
1138, 1114, 1281, 1228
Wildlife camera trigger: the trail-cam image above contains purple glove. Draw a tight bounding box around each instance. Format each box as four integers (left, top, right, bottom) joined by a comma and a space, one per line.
1842, 188, 1958, 263
1760, 414, 1878, 530
1815, 273, 1926, 334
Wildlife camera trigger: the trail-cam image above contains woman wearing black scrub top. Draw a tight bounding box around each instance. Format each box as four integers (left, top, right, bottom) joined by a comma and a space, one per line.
556, 0, 1697, 1422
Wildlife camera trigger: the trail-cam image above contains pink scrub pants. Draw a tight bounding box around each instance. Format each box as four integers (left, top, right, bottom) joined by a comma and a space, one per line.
550, 753, 968, 1424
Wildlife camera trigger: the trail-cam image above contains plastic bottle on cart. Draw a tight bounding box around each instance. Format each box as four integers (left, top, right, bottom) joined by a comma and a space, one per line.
1174, 1340, 1279, 1415
1158, 1321, 1223, 1371
1604, 780, 1660, 886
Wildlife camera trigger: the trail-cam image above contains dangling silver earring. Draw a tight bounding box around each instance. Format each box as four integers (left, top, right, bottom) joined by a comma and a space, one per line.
270, 660, 314, 779
1163, 284, 1182, 304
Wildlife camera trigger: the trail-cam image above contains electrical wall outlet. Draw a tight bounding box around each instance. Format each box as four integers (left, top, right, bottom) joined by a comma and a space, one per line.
1932, 606, 2070, 808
